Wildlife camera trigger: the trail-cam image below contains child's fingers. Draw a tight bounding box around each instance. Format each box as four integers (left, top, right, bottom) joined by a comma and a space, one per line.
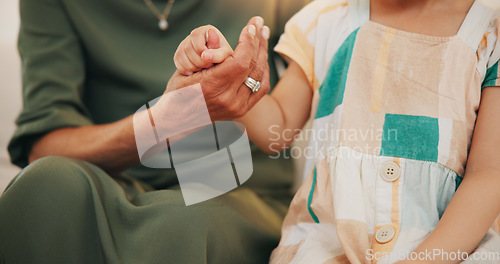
189, 25, 211, 54
174, 39, 192, 75
174, 39, 199, 75
202, 47, 233, 64
206, 28, 221, 50
202, 27, 233, 64
178, 51, 198, 75
184, 35, 213, 69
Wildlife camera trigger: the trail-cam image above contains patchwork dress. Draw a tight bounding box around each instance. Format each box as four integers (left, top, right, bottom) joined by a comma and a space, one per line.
271, 0, 500, 263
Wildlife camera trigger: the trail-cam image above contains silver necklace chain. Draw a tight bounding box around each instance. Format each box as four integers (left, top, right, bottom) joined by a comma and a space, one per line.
143, 0, 176, 31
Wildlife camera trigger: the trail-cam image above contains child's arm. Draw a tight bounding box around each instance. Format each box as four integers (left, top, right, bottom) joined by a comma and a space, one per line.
229, 16, 313, 153
398, 87, 500, 263
236, 60, 313, 153
174, 25, 234, 76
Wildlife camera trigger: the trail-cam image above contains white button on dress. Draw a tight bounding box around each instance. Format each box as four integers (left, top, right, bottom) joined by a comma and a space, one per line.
375, 226, 395, 243
380, 162, 400, 182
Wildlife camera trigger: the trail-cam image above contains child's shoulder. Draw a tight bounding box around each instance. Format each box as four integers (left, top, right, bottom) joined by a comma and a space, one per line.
300, 0, 349, 10
478, 6, 500, 51
289, 0, 369, 31
286, 0, 362, 32
291, 0, 350, 20
480, 0, 500, 28
476, 2, 500, 78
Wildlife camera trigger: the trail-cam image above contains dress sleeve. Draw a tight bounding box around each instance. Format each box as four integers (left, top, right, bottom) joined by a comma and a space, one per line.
274, 1, 324, 88
267, 0, 313, 86
8, 0, 93, 168
482, 16, 500, 89
274, 0, 313, 34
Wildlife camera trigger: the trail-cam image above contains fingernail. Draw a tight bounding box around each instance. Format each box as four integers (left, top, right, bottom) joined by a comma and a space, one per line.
206, 28, 210, 41
184, 71, 193, 76
255, 16, 264, 28
248, 25, 256, 37
202, 51, 212, 61
262, 26, 270, 40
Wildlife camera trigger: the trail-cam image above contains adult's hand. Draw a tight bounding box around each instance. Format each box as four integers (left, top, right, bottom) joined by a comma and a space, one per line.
165, 16, 271, 121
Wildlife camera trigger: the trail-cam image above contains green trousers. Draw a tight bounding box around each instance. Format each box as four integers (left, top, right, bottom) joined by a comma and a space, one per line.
0, 157, 289, 264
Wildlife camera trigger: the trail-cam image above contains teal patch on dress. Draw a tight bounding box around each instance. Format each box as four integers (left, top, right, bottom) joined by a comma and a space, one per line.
307, 167, 320, 223
455, 176, 463, 191
315, 29, 359, 119
482, 61, 499, 89
381, 114, 439, 162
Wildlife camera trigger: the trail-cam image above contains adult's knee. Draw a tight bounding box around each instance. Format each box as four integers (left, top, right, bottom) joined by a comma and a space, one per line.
0, 156, 105, 264
2, 156, 95, 205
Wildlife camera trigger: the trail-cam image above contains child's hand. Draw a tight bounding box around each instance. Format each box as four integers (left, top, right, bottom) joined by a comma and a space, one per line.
174, 26, 233, 76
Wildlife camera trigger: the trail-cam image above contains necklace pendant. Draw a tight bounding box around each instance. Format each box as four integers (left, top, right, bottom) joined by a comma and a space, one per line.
158, 19, 168, 31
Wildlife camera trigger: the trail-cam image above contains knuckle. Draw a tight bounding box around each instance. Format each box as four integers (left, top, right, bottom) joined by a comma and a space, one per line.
263, 53, 269, 63
174, 60, 182, 71
216, 96, 230, 108
183, 63, 196, 73
213, 97, 224, 108
248, 58, 257, 70
234, 57, 253, 71
235, 107, 247, 118
227, 100, 238, 112
263, 84, 271, 94
253, 69, 264, 81
225, 100, 239, 114
183, 40, 191, 52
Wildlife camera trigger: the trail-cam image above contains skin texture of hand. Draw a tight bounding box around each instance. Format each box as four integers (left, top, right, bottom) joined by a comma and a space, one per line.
166, 16, 272, 122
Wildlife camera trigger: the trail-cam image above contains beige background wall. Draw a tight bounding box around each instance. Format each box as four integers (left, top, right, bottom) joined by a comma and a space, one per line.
0, 0, 22, 192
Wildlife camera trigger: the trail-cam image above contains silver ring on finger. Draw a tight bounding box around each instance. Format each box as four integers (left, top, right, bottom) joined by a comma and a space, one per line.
244, 77, 261, 93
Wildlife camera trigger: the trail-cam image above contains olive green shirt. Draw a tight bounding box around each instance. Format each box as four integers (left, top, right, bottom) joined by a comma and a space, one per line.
9, 0, 310, 195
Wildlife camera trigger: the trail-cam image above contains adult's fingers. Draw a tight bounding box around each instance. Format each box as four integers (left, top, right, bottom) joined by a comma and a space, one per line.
248, 25, 270, 87
231, 25, 270, 116
246, 26, 271, 107
232, 16, 264, 70
236, 25, 270, 96
246, 62, 271, 108
209, 16, 264, 83
165, 70, 202, 94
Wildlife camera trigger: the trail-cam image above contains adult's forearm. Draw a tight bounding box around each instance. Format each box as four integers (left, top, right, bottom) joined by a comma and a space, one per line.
29, 84, 212, 174
29, 115, 139, 174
